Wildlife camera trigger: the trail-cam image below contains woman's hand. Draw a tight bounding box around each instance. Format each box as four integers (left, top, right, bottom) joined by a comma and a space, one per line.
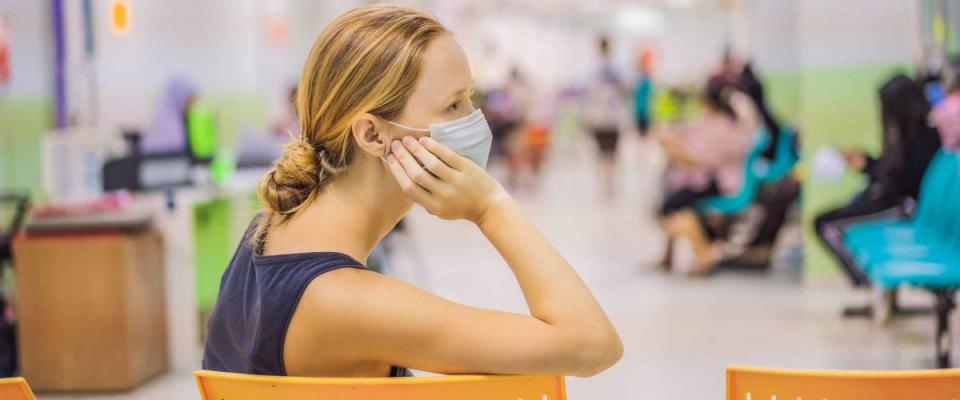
842, 147, 867, 171
385, 136, 507, 224
659, 134, 700, 168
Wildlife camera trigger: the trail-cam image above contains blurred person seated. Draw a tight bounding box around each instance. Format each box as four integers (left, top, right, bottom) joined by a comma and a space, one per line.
658, 78, 759, 274
729, 61, 801, 266
814, 74, 941, 313
737, 62, 786, 161
712, 48, 744, 84
141, 78, 197, 155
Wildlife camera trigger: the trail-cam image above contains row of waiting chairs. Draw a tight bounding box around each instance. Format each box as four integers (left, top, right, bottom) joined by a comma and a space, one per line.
842, 149, 960, 367
5, 366, 960, 399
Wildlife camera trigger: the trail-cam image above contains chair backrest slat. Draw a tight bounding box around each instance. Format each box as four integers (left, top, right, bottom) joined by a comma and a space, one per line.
727, 365, 960, 400
940, 152, 960, 246
915, 151, 958, 228
195, 371, 566, 400
0, 377, 37, 400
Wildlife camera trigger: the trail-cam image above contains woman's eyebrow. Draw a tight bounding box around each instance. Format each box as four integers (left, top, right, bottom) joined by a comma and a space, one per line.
442, 83, 475, 101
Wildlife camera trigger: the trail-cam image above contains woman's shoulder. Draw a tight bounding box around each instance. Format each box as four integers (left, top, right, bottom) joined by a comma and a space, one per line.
297, 267, 423, 326
290, 267, 417, 350
303, 267, 378, 301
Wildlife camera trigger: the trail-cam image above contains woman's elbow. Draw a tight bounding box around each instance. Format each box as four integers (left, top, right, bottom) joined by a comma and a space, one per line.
568, 329, 624, 377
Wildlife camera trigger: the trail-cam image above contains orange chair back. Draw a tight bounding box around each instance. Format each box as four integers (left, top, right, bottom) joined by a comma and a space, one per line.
195, 370, 566, 400
727, 365, 960, 400
0, 377, 36, 400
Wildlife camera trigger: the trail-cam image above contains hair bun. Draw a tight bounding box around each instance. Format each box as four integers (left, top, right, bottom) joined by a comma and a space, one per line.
258, 140, 322, 215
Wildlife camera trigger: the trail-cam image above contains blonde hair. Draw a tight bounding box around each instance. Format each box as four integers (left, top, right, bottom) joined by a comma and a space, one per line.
253, 5, 447, 249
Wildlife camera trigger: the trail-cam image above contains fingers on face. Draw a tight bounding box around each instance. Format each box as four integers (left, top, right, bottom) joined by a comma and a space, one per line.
390, 140, 441, 191
385, 152, 432, 203
401, 136, 455, 180
418, 136, 466, 171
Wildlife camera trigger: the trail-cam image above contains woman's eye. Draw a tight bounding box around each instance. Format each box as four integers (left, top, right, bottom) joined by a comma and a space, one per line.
447, 101, 461, 113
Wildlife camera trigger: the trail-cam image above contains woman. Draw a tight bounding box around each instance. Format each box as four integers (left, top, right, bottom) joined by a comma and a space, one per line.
633, 54, 654, 137
585, 36, 626, 199
202, 5, 622, 378
814, 74, 941, 312
658, 78, 757, 273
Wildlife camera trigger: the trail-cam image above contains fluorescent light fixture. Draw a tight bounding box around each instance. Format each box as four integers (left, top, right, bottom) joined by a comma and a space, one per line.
665, 0, 694, 8
615, 5, 665, 34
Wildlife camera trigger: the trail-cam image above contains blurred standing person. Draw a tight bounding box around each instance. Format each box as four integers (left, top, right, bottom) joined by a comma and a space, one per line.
585, 36, 626, 200
481, 89, 514, 162
523, 119, 551, 187
482, 67, 528, 172
633, 48, 655, 137
504, 67, 533, 189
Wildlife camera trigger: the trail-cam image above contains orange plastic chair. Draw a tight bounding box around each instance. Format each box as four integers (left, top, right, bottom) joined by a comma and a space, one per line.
195, 370, 566, 400
727, 365, 960, 400
0, 377, 36, 400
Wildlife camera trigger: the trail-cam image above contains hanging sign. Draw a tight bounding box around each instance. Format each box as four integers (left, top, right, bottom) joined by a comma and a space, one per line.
109, 0, 131, 37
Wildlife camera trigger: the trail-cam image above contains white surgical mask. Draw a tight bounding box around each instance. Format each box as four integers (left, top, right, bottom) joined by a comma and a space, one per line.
386, 109, 493, 169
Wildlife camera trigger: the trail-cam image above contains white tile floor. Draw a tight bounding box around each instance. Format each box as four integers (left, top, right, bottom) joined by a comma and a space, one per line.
40, 134, 956, 399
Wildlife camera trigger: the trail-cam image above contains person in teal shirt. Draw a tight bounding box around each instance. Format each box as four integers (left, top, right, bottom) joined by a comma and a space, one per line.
633, 62, 654, 136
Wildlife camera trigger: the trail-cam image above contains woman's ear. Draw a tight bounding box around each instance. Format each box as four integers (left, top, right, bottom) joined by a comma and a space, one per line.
351, 113, 389, 157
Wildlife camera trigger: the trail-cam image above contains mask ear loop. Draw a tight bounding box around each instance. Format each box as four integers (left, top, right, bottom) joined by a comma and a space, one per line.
386, 120, 431, 132
381, 120, 431, 162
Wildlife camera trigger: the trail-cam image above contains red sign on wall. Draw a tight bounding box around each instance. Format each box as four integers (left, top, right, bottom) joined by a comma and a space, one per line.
0, 16, 10, 85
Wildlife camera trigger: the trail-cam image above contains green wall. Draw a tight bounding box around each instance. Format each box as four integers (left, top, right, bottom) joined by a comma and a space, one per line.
764, 70, 802, 121
0, 97, 52, 197
194, 197, 235, 313
201, 93, 268, 149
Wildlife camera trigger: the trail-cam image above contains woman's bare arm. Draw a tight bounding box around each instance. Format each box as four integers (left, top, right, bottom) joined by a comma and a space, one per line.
294, 136, 622, 377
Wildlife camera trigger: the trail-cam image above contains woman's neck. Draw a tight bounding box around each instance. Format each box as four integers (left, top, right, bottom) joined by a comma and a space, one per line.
271, 156, 408, 263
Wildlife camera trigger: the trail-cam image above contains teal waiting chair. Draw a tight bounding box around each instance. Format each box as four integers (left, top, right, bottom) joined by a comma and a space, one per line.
841, 150, 960, 367
845, 151, 960, 269
754, 126, 799, 183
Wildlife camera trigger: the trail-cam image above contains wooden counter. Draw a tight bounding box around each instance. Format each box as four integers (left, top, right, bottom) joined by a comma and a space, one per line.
13, 229, 167, 391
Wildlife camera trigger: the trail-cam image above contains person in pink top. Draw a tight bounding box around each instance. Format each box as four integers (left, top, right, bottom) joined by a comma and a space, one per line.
657, 77, 758, 274
931, 91, 960, 150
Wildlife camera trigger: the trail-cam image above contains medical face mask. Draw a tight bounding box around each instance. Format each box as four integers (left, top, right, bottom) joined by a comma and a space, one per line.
386, 109, 493, 169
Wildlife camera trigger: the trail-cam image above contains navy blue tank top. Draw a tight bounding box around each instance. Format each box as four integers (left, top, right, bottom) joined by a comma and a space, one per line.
202, 218, 410, 377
